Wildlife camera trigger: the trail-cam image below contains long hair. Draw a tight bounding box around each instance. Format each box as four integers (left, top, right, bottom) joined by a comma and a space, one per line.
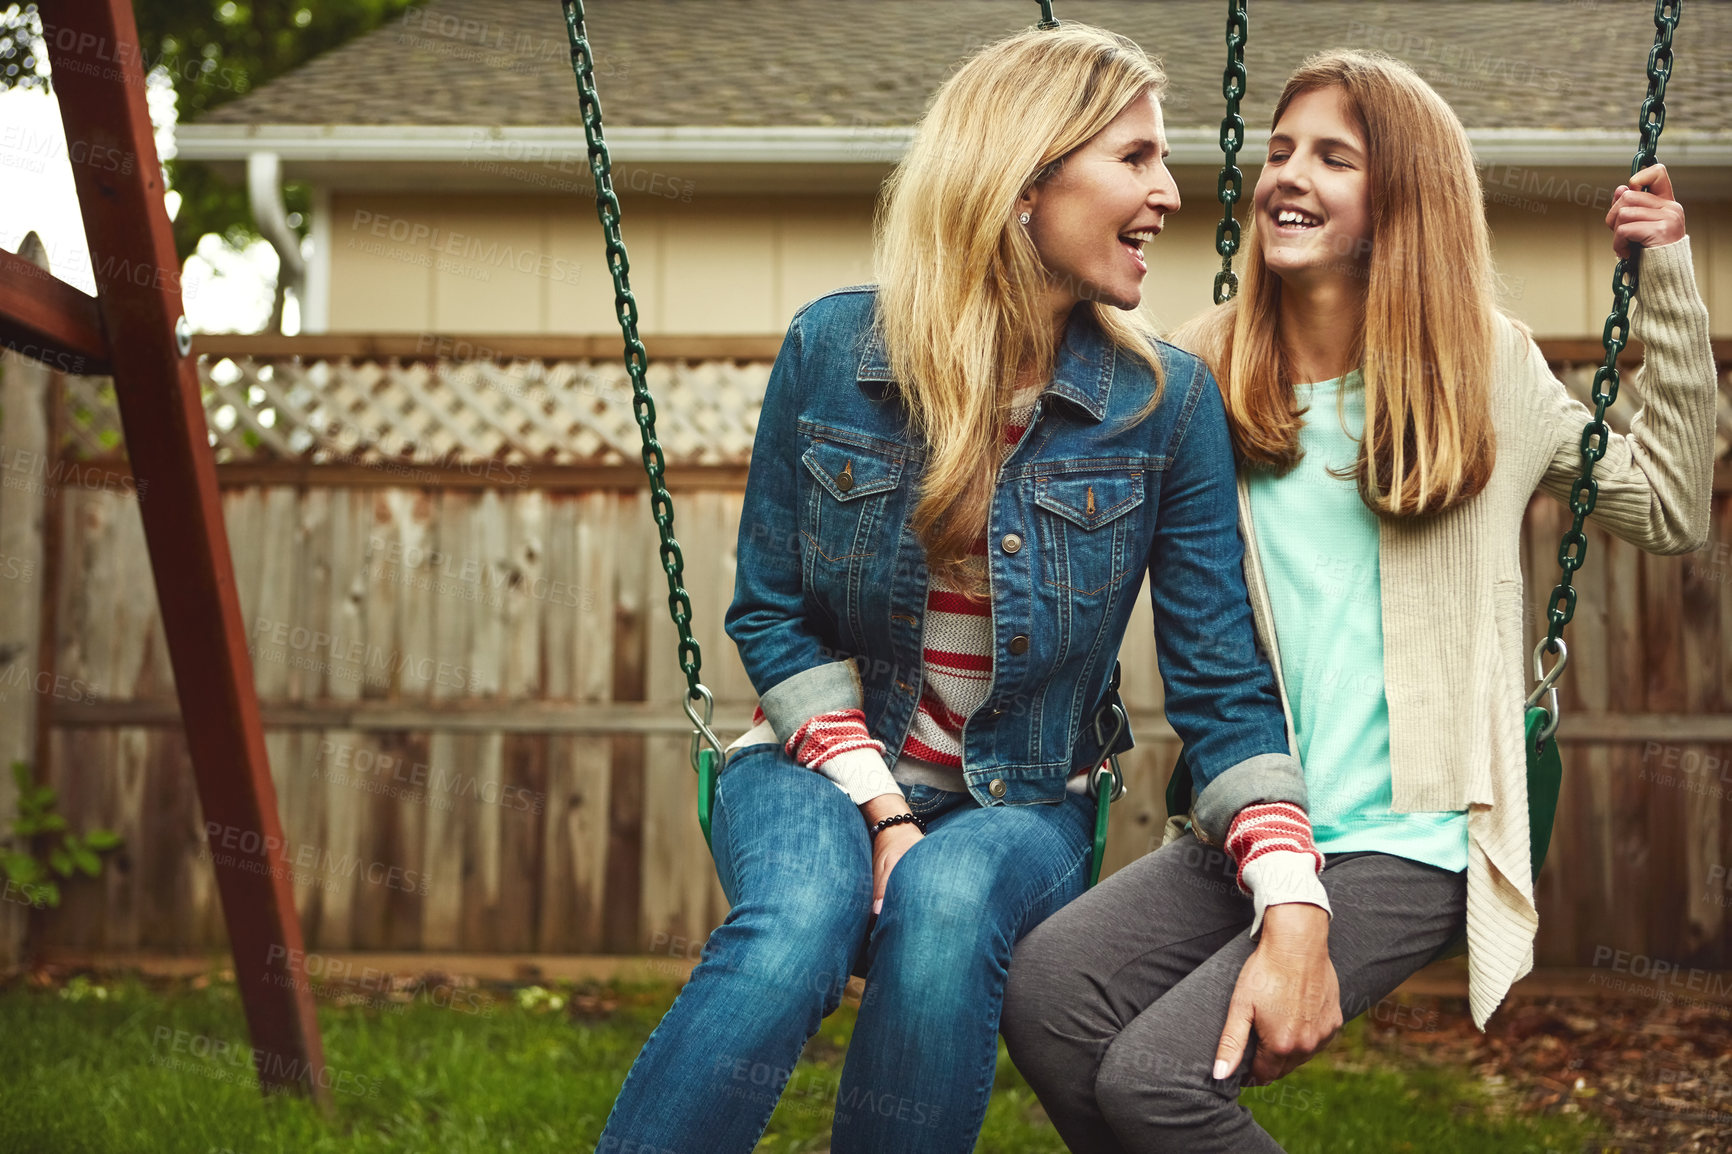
1177, 50, 1496, 516
875, 23, 1169, 598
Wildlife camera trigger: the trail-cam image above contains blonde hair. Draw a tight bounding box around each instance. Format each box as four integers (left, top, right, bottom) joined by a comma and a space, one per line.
875, 23, 1168, 598
1177, 50, 1496, 516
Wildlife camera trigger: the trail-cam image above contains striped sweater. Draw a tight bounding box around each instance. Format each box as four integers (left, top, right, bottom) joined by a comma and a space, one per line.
728, 384, 1046, 801
892, 386, 1057, 787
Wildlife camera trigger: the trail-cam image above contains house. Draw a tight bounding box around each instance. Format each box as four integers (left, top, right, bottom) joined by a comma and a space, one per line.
174, 0, 1732, 341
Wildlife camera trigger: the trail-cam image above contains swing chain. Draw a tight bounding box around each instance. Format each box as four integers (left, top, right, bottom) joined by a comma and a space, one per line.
1635, 1, 1679, 175
1539, 0, 1679, 656
561, 0, 722, 774
1212, 0, 1249, 305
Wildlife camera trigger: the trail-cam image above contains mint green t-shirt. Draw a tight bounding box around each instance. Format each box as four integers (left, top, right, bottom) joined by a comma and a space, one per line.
1245, 371, 1468, 872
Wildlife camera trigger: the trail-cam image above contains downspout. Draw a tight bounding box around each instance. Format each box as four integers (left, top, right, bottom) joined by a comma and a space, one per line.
247, 151, 306, 332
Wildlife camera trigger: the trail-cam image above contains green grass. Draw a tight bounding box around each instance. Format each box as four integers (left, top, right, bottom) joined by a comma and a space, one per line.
1245, 1019, 1601, 1154
0, 974, 1605, 1153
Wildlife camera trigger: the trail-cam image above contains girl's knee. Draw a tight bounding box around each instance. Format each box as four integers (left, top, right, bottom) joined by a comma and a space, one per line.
1000, 972, 1074, 1091
1095, 1033, 1231, 1143
1001, 938, 1063, 1039
999, 962, 1044, 1058
1004, 912, 1094, 1007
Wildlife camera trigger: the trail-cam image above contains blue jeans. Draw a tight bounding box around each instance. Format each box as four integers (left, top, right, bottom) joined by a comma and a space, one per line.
595, 742, 1097, 1154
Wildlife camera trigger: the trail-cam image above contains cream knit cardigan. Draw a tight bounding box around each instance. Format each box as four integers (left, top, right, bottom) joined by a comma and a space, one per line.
1229, 237, 1717, 1029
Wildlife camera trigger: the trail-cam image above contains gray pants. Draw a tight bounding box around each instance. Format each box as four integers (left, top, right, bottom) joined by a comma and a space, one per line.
1000, 832, 1466, 1153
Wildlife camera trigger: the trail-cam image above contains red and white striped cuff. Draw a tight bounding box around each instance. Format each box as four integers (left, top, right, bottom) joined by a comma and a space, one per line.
1224, 801, 1324, 895
783, 707, 886, 768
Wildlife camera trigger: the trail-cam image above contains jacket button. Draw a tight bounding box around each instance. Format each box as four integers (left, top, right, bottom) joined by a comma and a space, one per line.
1007, 634, 1029, 655
988, 778, 1007, 798
1000, 533, 1022, 554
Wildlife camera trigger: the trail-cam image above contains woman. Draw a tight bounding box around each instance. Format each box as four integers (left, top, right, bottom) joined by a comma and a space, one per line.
1000, 50, 1716, 1153
595, 23, 1323, 1154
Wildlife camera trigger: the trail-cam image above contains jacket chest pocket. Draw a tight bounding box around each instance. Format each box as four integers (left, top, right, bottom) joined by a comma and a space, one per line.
801, 439, 905, 573
1033, 472, 1146, 598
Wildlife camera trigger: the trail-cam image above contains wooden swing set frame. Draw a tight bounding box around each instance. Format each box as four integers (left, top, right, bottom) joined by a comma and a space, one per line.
0, 0, 332, 1110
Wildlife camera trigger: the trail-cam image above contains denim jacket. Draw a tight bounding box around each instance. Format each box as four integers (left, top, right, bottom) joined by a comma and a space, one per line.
724, 285, 1304, 842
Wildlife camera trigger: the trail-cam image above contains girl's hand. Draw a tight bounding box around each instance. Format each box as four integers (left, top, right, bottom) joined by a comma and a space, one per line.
1606, 163, 1686, 260
860, 795, 923, 915
1213, 904, 1342, 1086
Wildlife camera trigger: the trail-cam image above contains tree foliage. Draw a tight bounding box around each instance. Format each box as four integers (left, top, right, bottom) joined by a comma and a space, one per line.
0, 1, 420, 263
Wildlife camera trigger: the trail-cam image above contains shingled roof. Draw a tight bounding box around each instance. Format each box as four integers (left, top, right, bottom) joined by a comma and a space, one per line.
190, 0, 1732, 134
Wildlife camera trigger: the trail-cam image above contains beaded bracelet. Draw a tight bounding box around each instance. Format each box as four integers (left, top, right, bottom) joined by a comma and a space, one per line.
868, 811, 926, 840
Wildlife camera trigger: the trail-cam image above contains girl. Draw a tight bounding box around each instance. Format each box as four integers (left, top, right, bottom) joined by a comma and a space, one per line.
595, 23, 1319, 1154
1001, 50, 1716, 1153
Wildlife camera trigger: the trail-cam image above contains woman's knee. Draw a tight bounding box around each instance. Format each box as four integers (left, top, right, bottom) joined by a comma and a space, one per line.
871, 864, 1009, 988
715, 873, 869, 996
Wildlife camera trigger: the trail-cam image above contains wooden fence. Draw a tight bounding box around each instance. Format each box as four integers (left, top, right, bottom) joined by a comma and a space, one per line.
2, 334, 1730, 971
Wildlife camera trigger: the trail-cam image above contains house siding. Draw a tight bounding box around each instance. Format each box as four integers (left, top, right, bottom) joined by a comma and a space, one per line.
324, 190, 1732, 338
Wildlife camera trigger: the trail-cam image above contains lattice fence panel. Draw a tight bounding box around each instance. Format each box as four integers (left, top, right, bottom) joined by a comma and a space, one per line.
55, 355, 1732, 467
61, 356, 773, 465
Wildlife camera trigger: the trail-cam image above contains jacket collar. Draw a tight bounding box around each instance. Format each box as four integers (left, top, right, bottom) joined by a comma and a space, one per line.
855, 304, 1116, 422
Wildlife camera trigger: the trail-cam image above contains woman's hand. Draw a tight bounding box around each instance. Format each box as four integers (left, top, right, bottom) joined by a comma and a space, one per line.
860, 795, 923, 915
1212, 904, 1342, 1086
1607, 163, 1686, 260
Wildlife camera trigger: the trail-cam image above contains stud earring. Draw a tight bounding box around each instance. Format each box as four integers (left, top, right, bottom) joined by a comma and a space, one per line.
1018, 211, 1031, 225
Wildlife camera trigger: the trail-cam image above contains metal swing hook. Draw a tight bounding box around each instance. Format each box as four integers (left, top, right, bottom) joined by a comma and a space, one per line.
684, 682, 727, 775
1524, 637, 1570, 748
1088, 699, 1128, 803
